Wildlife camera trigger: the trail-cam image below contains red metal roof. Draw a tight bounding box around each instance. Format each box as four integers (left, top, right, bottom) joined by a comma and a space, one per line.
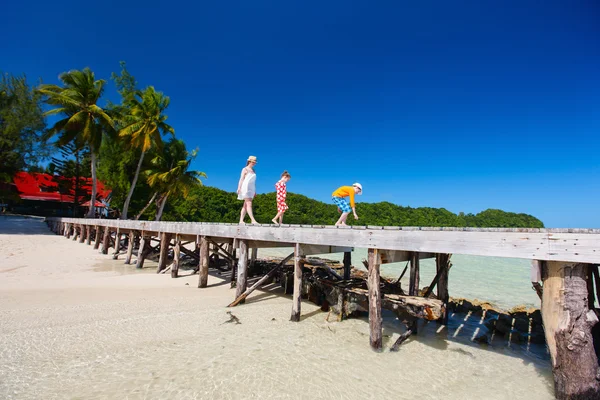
12, 172, 110, 203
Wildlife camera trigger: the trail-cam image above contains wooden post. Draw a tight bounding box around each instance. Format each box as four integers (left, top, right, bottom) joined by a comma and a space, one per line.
409, 252, 420, 296
368, 248, 382, 350
235, 240, 249, 300
86, 225, 92, 245
157, 232, 173, 273
124, 231, 135, 264
94, 226, 102, 250
110, 228, 120, 259
72, 225, 79, 241
136, 235, 149, 269
230, 240, 238, 286
290, 243, 303, 322
171, 234, 181, 278
541, 261, 600, 399
343, 251, 352, 280
78, 225, 86, 243
101, 227, 111, 254
64, 223, 69, 238
436, 253, 451, 325
198, 236, 209, 288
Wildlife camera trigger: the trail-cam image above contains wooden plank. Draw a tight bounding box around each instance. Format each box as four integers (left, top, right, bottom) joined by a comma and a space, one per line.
380, 250, 435, 264
44, 217, 600, 263
409, 252, 420, 296
541, 262, 600, 399
235, 240, 249, 300
290, 243, 303, 322
171, 234, 181, 278
198, 236, 209, 288
368, 248, 382, 351
299, 244, 354, 256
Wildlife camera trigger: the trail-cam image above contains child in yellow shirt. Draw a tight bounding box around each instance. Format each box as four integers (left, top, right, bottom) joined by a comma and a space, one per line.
331, 183, 362, 226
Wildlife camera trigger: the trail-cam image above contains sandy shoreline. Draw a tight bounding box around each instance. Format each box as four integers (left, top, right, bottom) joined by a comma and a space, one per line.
0, 217, 554, 399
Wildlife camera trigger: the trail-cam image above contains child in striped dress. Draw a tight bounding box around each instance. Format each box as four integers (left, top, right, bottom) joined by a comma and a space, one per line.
272, 171, 291, 224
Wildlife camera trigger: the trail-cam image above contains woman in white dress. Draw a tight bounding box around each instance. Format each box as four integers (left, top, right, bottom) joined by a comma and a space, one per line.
238, 155, 258, 224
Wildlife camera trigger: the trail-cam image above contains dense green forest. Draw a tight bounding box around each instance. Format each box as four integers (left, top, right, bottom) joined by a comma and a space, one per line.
0, 66, 543, 228
160, 185, 545, 228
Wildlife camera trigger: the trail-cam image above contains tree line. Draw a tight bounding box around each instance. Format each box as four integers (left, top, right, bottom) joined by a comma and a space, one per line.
0, 65, 544, 227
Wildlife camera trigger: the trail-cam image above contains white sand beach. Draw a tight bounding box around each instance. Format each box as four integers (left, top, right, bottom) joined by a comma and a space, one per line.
0, 217, 554, 400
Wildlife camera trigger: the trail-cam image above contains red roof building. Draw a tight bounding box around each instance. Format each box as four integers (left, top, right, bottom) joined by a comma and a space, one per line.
12, 172, 110, 204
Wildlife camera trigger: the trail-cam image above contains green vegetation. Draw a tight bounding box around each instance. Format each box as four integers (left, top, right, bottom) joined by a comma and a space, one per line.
0, 73, 48, 181
0, 64, 543, 228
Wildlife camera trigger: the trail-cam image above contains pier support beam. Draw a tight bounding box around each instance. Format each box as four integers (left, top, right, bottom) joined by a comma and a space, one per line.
101, 227, 111, 254
112, 228, 122, 259
409, 252, 420, 333
78, 225, 86, 243
541, 261, 600, 399
368, 248, 382, 350
290, 243, 303, 322
343, 251, 352, 280
72, 225, 79, 241
136, 235, 150, 269
235, 240, 249, 300
157, 233, 173, 273
198, 236, 209, 288
93, 226, 101, 249
124, 231, 135, 264
86, 225, 92, 245
436, 253, 451, 325
171, 234, 181, 278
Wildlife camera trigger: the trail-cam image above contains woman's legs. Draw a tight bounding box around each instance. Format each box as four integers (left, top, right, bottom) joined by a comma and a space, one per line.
245, 199, 258, 224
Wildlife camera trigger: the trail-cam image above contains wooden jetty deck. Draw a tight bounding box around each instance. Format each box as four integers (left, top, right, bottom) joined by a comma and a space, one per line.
46, 217, 600, 399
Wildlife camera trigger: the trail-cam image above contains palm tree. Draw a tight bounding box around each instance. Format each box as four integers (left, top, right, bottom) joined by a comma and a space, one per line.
118, 86, 174, 219
38, 68, 114, 218
146, 138, 206, 221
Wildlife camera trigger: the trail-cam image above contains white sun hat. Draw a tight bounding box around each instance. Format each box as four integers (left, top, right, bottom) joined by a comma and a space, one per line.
353, 182, 363, 195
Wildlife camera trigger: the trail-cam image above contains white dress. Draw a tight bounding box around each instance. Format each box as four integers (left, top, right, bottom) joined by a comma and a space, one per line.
237, 168, 256, 200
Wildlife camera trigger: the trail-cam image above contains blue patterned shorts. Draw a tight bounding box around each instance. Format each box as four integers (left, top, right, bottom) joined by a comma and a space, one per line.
332, 196, 351, 213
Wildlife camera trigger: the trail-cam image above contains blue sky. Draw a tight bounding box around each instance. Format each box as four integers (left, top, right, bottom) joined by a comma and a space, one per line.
3, 0, 599, 227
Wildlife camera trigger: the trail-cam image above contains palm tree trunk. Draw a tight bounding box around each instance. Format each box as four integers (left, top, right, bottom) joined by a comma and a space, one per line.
121, 149, 146, 220
155, 193, 169, 221
135, 192, 158, 220
86, 151, 97, 218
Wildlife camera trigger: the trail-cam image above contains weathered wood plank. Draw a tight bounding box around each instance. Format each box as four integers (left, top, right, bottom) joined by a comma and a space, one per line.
45, 218, 600, 263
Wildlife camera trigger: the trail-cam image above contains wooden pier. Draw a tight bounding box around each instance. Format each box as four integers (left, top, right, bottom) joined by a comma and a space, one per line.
46, 217, 600, 399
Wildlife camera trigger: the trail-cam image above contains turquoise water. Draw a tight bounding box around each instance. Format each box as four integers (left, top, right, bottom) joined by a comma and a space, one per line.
259, 247, 539, 310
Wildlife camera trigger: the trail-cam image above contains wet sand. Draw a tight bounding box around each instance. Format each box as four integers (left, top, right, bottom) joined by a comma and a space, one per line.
0, 217, 554, 399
